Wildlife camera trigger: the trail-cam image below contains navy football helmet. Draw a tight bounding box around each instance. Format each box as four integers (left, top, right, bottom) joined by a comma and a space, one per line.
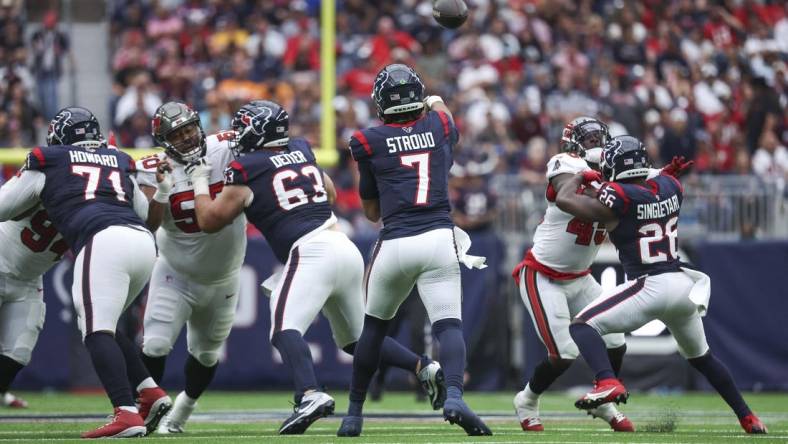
230, 100, 289, 156
601, 135, 651, 181
47, 106, 105, 148
151, 101, 206, 164
371, 64, 425, 121
560, 116, 610, 156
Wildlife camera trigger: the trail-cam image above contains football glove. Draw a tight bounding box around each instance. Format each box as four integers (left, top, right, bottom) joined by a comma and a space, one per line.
186, 157, 212, 196
662, 156, 694, 178
581, 169, 604, 185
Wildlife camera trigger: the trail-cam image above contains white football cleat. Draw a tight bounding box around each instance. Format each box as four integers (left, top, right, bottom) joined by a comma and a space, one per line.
513, 389, 543, 431
417, 360, 447, 410
157, 391, 196, 434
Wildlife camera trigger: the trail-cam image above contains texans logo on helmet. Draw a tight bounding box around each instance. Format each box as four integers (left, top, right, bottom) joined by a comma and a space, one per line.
50, 110, 73, 143
241, 107, 273, 136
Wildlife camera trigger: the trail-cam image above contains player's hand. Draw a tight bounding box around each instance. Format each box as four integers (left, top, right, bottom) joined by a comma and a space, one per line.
581, 169, 604, 185
155, 157, 173, 184
663, 156, 694, 177
185, 157, 211, 181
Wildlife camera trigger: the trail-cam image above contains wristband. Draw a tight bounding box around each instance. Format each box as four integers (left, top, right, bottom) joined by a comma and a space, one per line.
424, 95, 444, 109
193, 175, 210, 196
152, 189, 170, 203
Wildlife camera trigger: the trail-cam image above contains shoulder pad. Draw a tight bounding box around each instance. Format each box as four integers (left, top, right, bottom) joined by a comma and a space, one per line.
348, 130, 373, 161
546, 153, 589, 180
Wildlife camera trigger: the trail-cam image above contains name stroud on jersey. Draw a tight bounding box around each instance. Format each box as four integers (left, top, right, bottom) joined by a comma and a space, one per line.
271, 151, 307, 168
386, 133, 435, 153
69, 151, 119, 167
636, 195, 680, 220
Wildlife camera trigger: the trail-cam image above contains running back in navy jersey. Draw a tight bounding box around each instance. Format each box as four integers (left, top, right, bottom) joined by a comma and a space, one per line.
597, 173, 684, 278
223, 137, 331, 263
25, 145, 144, 253
349, 110, 457, 239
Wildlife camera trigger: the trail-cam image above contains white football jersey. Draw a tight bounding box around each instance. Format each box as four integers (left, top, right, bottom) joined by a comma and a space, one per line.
531, 153, 607, 273
0, 205, 66, 282
136, 132, 247, 283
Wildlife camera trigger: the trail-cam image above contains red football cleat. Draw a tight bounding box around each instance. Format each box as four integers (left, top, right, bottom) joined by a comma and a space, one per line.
81, 408, 146, 438
137, 387, 172, 433
740, 414, 767, 434
520, 417, 544, 432
575, 378, 629, 410
608, 412, 635, 432
3, 392, 28, 408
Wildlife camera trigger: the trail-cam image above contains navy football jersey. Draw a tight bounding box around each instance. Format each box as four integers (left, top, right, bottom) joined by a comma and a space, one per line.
598, 174, 683, 278
223, 137, 331, 263
349, 110, 457, 240
25, 145, 145, 254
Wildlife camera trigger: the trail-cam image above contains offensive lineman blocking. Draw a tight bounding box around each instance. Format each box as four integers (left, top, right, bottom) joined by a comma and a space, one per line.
135, 102, 247, 434
186, 100, 444, 435
0, 107, 170, 438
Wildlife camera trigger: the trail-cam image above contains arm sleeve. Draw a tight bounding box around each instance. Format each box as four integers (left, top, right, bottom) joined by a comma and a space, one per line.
597, 183, 630, 217
435, 111, 459, 146
357, 160, 379, 200
348, 131, 372, 161
130, 176, 149, 221
0, 171, 45, 221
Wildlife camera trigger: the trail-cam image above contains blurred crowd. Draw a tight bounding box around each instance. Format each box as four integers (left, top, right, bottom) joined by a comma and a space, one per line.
2, 0, 788, 194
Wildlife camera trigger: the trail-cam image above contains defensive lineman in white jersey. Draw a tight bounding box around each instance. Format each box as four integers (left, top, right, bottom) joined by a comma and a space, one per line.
511, 117, 633, 432
135, 102, 247, 434
0, 205, 66, 409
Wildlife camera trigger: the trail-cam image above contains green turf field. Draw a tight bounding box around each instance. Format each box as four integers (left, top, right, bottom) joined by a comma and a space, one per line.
0, 391, 784, 443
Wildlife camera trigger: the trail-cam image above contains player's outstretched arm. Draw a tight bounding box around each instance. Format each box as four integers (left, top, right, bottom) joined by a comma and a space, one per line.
424, 95, 453, 121
188, 157, 249, 233
139, 158, 173, 231
192, 185, 249, 233
0, 170, 45, 222
129, 176, 150, 221
555, 174, 618, 226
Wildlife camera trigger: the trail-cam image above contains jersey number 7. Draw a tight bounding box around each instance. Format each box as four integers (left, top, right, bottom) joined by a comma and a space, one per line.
400, 153, 430, 205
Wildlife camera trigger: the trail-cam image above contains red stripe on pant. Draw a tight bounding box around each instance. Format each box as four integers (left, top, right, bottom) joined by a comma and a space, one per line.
274, 247, 300, 333
82, 238, 94, 334
525, 267, 560, 358
363, 241, 382, 304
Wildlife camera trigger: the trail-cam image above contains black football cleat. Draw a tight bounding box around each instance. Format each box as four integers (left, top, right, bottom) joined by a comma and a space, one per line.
337, 415, 363, 437
443, 398, 492, 436
279, 391, 335, 435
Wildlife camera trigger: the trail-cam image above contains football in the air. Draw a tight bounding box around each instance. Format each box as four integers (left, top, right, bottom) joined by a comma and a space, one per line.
433, 0, 468, 29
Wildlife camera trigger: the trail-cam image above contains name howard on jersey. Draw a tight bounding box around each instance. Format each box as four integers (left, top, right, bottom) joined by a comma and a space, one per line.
270, 151, 307, 168
68, 151, 119, 167
386, 132, 435, 153
637, 195, 680, 220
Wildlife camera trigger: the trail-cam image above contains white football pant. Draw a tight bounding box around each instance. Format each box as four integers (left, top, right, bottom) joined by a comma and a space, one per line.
72, 225, 157, 338
142, 257, 240, 367
0, 274, 45, 365
518, 267, 625, 360
577, 270, 709, 359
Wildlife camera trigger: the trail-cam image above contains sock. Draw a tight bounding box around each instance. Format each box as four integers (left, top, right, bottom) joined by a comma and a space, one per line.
84, 332, 135, 408
271, 330, 318, 395
136, 377, 157, 393
521, 383, 540, 408
118, 405, 139, 413
607, 344, 627, 377
114, 332, 151, 390
688, 352, 751, 419
0, 355, 24, 394
528, 358, 573, 394
184, 354, 218, 399
569, 323, 615, 380
348, 315, 390, 416
432, 318, 465, 397
380, 337, 420, 373
140, 353, 167, 384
